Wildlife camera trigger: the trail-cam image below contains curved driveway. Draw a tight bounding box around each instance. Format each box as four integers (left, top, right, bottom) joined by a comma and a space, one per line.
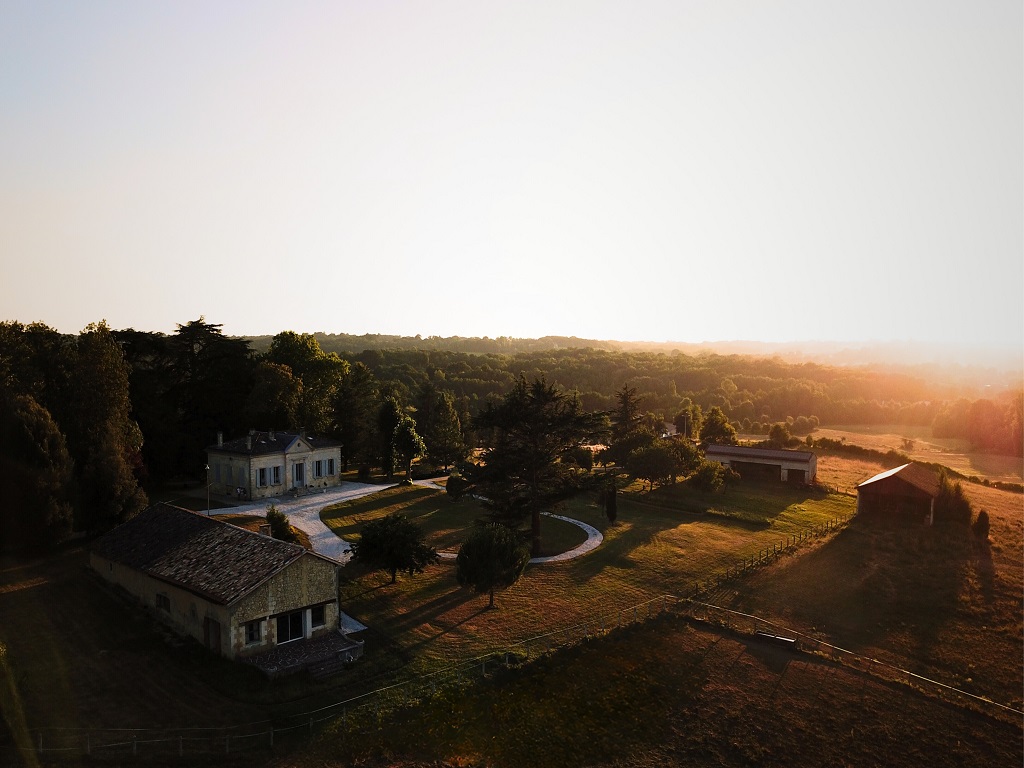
226, 482, 603, 565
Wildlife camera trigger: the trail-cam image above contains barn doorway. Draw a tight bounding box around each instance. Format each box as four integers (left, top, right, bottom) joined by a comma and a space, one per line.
203, 617, 221, 655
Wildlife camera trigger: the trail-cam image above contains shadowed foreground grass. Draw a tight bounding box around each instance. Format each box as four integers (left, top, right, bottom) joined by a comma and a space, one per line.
295, 615, 1021, 768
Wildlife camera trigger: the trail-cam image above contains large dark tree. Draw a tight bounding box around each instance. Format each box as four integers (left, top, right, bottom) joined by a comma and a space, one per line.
70, 322, 148, 531
265, 331, 348, 433
455, 523, 530, 608
332, 362, 379, 470
423, 390, 467, 470
698, 406, 738, 446
612, 383, 644, 441
170, 318, 255, 475
246, 361, 302, 430
0, 393, 74, 552
352, 513, 439, 584
474, 377, 605, 556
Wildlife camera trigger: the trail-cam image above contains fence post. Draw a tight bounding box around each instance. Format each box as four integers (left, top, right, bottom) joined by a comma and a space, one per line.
133, 735, 137, 756
86, 735, 90, 756
179, 736, 183, 757
38, 733, 42, 754
226, 736, 230, 754
270, 727, 274, 748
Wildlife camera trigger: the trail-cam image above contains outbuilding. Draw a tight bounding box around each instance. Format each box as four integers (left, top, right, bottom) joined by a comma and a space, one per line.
704, 444, 817, 484
90, 503, 363, 666
856, 463, 940, 525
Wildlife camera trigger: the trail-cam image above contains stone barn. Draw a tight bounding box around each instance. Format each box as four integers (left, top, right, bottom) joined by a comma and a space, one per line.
704, 444, 817, 484
856, 463, 940, 525
90, 503, 363, 668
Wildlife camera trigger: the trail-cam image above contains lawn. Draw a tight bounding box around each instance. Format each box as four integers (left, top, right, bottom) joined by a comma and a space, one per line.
305, 616, 1022, 768
322, 473, 857, 688
728, 479, 1024, 711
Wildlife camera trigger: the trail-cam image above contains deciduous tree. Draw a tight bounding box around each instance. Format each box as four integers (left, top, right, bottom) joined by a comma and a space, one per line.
0, 393, 74, 552
352, 513, 439, 583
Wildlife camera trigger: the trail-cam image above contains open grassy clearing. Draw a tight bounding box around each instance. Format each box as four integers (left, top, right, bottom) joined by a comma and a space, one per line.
321, 484, 588, 556
296, 616, 1022, 768
728, 479, 1024, 710
814, 424, 1023, 484
327, 475, 856, 686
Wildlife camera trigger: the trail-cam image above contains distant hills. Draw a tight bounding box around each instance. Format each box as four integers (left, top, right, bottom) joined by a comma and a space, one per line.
241, 333, 1022, 389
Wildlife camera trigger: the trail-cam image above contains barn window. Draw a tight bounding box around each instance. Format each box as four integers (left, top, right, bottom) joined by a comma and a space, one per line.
256, 468, 267, 487
327, 458, 335, 475
245, 620, 262, 644
156, 593, 170, 612
311, 605, 326, 628
276, 611, 304, 644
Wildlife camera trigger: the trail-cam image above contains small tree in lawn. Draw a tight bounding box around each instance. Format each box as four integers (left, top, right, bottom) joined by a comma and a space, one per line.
455, 524, 530, 608
266, 504, 298, 543
352, 513, 439, 584
604, 476, 618, 524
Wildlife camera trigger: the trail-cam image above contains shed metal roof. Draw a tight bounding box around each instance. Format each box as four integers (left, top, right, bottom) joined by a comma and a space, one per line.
705, 444, 815, 463
857, 463, 940, 497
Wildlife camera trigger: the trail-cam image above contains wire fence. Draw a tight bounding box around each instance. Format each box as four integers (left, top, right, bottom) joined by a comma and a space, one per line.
7, 512, 1019, 762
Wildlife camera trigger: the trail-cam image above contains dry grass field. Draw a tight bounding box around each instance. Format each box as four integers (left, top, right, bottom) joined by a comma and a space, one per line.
325, 480, 855, 683
728, 477, 1024, 711
814, 424, 1023, 484
298, 617, 1022, 768
2, 449, 1019, 766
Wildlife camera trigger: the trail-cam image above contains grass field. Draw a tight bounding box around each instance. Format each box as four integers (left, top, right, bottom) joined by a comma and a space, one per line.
324, 478, 856, 685
302, 616, 1022, 768
3, 450, 1019, 766
814, 424, 1023, 484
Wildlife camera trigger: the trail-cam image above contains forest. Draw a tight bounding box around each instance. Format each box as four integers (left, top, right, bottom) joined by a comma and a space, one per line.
1, 318, 1021, 553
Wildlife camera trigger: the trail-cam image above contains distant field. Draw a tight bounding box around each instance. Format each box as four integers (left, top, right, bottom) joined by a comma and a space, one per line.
814, 424, 1023, 483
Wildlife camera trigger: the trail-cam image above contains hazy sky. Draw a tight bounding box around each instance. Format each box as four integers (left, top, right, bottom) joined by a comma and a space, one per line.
2, 1, 1021, 352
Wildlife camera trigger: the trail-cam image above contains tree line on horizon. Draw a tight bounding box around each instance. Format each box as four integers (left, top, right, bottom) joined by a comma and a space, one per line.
2, 318, 1020, 553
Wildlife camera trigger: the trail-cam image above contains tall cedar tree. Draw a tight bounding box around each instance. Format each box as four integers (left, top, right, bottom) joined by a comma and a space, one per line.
332, 361, 379, 470
455, 523, 530, 608
473, 377, 605, 556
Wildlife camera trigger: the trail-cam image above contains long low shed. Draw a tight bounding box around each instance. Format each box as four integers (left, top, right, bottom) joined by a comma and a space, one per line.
704, 444, 817, 484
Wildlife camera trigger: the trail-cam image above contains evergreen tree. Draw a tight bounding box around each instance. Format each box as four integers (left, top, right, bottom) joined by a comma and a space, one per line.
455, 523, 530, 608
71, 322, 148, 531
474, 377, 605, 556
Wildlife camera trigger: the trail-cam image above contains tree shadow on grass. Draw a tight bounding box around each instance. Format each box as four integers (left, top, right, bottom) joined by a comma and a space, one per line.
737, 518, 972, 660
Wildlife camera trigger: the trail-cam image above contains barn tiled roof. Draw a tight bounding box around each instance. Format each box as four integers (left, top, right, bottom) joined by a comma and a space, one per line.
91, 503, 308, 605
705, 444, 815, 462
207, 431, 341, 456
858, 463, 940, 497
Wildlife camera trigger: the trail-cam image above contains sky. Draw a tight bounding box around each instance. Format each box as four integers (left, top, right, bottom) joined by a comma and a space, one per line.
1, 1, 1021, 355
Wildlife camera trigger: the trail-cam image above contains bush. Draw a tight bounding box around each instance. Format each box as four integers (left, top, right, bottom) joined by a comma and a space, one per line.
266, 504, 298, 543
446, 472, 473, 500
934, 472, 972, 526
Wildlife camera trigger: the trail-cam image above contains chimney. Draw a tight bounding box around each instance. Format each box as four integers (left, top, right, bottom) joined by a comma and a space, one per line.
300, 428, 306, 440
246, 435, 252, 451
217, 431, 223, 447
269, 428, 275, 441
